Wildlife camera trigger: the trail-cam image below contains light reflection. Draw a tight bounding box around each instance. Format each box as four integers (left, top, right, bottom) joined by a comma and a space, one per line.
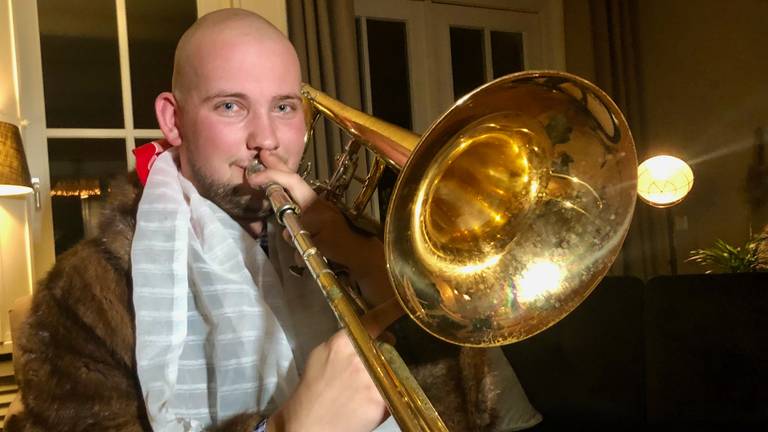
453, 253, 502, 275
529, 179, 539, 197
516, 260, 565, 303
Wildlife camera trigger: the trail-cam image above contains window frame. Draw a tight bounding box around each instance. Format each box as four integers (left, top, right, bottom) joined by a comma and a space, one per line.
355, 0, 565, 124
354, 0, 565, 223
12, 0, 218, 276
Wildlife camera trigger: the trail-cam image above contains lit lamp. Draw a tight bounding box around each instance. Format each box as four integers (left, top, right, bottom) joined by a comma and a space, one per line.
0, 120, 34, 345
637, 155, 694, 273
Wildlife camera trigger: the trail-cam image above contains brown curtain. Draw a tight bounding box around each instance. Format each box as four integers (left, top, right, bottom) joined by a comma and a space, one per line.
286, 0, 363, 185
589, 0, 666, 278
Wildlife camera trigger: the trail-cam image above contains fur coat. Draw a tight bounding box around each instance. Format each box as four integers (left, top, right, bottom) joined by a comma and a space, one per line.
5, 173, 515, 432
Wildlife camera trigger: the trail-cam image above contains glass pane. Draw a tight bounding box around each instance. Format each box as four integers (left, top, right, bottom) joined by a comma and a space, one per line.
449, 27, 485, 101
362, 19, 413, 219
127, 0, 197, 129
491, 31, 524, 78
48, 138, 127, 255
38, 0, 123, 128
365, 19, 413, 130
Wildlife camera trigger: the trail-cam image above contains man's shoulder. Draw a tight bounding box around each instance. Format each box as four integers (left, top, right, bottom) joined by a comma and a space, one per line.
95, 171, 144, 265
24, 233, 138, 364
42, 237, 130, 296
33, 171, 142, 318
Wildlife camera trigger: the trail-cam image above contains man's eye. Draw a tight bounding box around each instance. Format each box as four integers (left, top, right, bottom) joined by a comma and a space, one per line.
276, 103, 294, 113
217, 101, 242, 115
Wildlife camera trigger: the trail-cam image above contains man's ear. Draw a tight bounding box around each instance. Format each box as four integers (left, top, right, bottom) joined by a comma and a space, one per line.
155, 92, 182, 147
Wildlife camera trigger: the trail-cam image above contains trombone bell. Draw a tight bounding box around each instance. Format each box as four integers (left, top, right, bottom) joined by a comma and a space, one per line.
385, 71, 637, 346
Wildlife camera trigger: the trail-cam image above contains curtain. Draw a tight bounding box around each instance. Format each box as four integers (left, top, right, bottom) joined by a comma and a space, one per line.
286, 0, 364, 188
589, 0, 666, 278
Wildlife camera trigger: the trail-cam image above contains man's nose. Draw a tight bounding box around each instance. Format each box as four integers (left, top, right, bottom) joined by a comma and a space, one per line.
246, 113, 279, 151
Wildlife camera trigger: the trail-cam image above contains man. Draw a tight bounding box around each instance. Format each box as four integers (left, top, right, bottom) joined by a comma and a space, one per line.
9, 9, 394, 432
138, 8, 401, 432
9, 8, 540, 432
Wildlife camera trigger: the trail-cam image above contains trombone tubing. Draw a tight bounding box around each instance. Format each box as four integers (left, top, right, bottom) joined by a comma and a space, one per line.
265, 183, 447, 432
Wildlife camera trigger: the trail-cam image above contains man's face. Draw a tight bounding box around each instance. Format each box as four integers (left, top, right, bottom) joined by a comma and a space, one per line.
175, 32, 306, 220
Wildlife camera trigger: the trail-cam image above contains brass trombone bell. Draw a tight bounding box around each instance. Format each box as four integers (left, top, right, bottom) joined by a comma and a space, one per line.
385, 71, 637, 346
304, 71, 637, 347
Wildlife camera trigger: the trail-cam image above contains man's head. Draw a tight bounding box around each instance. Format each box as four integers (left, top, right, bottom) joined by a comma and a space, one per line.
155, 9, 306, 220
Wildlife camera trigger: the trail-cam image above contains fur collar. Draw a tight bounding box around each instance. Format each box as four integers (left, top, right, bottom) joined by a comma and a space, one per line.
96, 172, 143, 271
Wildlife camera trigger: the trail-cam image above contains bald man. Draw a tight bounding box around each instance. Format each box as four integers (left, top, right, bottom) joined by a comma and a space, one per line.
8, 9, 397, 432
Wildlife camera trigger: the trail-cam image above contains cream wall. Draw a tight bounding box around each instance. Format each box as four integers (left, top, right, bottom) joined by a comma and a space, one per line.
0, 0, 35, 347
198, 0, 287, 34
635, 0, 768, 274
0, 0, 17, 123
562, 0, 768, 275
561, 0, 595, 82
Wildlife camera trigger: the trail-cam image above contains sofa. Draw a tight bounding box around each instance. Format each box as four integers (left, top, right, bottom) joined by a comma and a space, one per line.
9, 274, 767, 430
502, 274, 768, 430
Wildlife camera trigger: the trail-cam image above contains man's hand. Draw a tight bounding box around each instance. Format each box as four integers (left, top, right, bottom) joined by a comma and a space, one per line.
290, 198, 396, 307
269, 300, 403, 432
246, 151, 395, 307
245, 151, 317, 210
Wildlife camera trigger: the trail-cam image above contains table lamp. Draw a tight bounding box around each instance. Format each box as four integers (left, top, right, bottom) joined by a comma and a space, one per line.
0, 120, 34, 344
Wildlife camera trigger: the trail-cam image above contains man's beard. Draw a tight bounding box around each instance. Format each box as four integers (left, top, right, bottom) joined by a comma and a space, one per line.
188, 158, 273, 222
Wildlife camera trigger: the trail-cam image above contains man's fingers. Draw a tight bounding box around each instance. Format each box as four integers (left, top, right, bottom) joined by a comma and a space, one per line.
258, 150, 290, 170
246, 168, 317, 210
359, 298, 405, 339
280, 199, 338, 241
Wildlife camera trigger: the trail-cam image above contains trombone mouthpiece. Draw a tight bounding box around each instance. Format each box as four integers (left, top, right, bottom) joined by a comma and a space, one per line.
246, 161, 265, 176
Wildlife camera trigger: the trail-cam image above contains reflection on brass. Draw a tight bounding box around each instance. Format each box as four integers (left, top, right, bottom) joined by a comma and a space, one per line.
384, 72, 637, 347
281, 71, 637, 431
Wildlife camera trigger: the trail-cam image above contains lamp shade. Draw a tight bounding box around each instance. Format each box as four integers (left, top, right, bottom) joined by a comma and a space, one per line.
637, 155, 694, 208
0, 121, 32, 196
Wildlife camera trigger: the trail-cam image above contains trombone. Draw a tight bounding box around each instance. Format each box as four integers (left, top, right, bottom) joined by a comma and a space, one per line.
262, 71, 638, 431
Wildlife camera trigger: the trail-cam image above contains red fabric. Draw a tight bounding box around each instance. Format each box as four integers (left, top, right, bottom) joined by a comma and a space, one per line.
133, 140, 172, 185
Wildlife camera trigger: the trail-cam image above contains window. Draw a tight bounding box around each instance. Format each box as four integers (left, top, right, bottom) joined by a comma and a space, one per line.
28, 0, 196, 254
354, 0, 564, 218
13, 1, 289, 274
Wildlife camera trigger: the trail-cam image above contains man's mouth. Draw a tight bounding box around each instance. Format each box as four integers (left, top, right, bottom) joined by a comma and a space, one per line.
245, 160, 265, 176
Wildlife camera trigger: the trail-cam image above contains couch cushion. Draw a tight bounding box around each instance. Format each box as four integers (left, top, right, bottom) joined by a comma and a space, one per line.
503, 276, 646, 430
644, 273, 768, 428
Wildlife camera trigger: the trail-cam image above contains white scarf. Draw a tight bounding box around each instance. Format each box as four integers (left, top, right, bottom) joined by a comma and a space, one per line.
132, 149, 401, 432
132, 150, 300, 431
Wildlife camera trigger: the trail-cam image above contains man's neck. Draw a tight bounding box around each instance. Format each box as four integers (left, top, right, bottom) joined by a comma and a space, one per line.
243, 219, 267, 238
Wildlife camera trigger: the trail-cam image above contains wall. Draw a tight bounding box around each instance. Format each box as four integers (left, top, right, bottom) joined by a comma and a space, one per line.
198, 0, 287, 34
0, 196, 34, 343
634, 0, 768, 274
561, 0, 595, 82
0, 0, 17, 124
0, 0, 35, 347
562, 0, 768, 275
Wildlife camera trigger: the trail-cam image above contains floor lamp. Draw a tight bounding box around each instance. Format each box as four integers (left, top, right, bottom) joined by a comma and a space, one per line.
637, 155, 694, 274
0, 121, 34, 345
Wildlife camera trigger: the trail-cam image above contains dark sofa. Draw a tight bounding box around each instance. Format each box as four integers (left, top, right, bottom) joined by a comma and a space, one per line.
502, 274, 768, 431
